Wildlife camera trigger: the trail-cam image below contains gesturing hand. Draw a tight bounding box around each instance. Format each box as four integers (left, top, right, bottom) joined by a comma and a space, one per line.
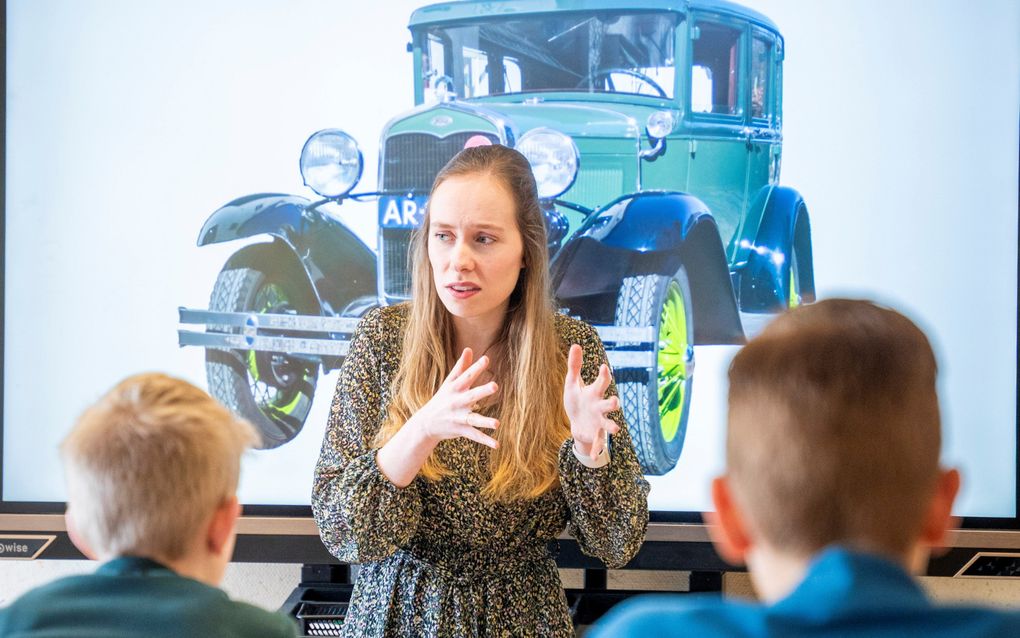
413, 348, 500, 449
563, 344, 621, 461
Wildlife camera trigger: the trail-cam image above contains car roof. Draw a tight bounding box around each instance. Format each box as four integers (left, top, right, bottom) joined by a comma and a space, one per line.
409, 0, 780, 35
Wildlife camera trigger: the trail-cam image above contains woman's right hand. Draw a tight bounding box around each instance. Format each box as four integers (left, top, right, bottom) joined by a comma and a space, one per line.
377, 348, 499, 488
410, 348, 500, 449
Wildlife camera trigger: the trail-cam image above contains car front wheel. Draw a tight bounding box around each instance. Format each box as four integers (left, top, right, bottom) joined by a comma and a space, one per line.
205, 267, 318, 449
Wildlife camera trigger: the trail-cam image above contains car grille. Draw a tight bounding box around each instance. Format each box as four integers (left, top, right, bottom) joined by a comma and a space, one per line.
382, 229, 414, 299
381, 131, 501, 192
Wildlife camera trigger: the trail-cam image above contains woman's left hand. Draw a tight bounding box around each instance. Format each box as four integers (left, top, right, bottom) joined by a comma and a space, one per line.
563, 344, 621, 461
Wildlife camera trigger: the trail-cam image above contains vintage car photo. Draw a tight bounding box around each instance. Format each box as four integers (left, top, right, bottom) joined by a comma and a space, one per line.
178, 0, 816, 476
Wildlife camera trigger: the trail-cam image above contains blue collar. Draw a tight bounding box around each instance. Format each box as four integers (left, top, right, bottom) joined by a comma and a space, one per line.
771, 548, 930, 620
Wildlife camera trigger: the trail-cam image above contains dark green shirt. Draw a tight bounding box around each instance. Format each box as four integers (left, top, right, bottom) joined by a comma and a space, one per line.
0, 556, 298, 638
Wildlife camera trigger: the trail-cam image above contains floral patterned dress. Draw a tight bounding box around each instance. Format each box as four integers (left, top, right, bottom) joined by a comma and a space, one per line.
312, 304, 650, 637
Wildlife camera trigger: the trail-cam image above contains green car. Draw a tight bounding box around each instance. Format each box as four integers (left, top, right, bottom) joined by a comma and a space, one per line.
180, 0, 815, 476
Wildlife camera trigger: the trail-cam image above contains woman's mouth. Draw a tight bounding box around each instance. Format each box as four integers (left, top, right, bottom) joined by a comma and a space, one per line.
446, 283, 481, 299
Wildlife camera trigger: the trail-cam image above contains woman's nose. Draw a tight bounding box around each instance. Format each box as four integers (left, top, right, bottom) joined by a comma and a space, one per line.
451, 239, 474, 272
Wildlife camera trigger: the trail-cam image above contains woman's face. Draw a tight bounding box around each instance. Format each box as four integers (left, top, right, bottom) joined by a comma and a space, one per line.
428, 173, 525, 330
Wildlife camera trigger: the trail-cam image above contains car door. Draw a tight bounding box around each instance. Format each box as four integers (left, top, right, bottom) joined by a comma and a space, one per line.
683, 15, 749, 257
733, 27, 783, 260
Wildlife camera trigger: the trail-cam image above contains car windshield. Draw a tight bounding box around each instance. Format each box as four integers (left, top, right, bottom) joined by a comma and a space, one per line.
417, 12, 679, 100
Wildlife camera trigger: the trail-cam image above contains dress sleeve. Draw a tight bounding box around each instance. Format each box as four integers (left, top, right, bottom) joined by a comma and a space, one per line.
558, 320, 650, 569
311, 308, 422, 563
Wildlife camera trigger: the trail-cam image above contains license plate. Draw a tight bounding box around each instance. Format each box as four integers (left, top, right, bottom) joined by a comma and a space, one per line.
378, 195, 427, 229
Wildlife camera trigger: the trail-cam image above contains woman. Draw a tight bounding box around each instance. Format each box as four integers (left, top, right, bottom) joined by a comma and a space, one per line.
312, 144, 649, 637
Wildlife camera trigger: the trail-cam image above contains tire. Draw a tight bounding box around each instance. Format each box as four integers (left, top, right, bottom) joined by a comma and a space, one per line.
614, 268, 695, 475
205, 267, 318, 449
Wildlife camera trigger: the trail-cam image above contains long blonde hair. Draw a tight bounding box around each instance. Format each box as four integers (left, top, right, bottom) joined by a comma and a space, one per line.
375, 145, 570, 501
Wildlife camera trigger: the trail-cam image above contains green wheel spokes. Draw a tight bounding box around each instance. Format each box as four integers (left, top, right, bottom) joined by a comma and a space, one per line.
271, 388, 304, 416
657, 280, 690, 442
247, 349, 261, 382
246, 283, 311, 417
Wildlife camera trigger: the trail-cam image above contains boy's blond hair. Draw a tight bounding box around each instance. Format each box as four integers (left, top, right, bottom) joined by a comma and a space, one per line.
726, 299, 941, 557
61, 373, 257, 560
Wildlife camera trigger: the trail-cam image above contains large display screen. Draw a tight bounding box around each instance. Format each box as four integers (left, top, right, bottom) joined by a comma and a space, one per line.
4, 0, 1019, 522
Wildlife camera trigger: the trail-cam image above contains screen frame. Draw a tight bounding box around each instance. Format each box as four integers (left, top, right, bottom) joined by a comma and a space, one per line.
2, 0, 1020, 569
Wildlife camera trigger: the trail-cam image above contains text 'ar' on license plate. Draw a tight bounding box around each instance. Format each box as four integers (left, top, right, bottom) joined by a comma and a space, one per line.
379, 195, 426, 228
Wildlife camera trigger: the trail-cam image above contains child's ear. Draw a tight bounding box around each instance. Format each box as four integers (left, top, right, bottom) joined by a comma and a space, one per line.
920, 467, 961, 547
206, 496, 241, 556
64, 507, 97, 561
706, 476, 753, 567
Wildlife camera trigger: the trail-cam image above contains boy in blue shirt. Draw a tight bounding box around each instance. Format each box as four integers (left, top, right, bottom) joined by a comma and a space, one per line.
0, 373, 298, 637
590, 299, 1020, 637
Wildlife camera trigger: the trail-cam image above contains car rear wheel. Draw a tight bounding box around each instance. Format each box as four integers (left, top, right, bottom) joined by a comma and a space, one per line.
614, 267, 694, 475
787, 245, 802, 308
205, 267, 318, 449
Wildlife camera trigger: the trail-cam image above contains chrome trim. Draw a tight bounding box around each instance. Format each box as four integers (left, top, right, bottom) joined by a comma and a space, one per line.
179, 309, 360, 333
606, 351, 656, 369
595, 326, 656, 343
178, 330, 350, 357
639, 136, 666, 159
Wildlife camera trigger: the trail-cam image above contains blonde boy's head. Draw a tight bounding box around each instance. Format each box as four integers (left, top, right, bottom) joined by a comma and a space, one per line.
726, 299, 941, 558
61, 373, 257, 561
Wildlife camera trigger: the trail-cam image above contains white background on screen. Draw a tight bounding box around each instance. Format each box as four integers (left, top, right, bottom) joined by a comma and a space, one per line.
4, 0, 1019, 517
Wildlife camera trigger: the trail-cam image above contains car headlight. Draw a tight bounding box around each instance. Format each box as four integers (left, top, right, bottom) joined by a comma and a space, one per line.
515, 128, 579, 199
645, 110, 676, 139
299, 129, 363, 198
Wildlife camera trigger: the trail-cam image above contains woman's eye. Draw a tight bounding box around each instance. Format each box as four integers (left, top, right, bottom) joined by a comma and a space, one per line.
476, 235, 494, 245
434, 232, 451, 242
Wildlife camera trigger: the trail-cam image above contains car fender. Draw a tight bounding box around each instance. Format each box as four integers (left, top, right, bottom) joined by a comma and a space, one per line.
198, 193, 313, 247
738, 186, 815, 312
200, 193, 377, 318
552, 191, 744, 345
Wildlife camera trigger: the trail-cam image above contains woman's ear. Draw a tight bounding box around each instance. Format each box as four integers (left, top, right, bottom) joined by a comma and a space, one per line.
706, 476, 753, 567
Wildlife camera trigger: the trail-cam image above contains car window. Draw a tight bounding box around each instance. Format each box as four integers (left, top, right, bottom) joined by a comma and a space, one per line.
417, 12, 679, 99
463, 46, 489, 97
751, 34, 773, 120
423, 35, 451, 102
691, 21, 742, 116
